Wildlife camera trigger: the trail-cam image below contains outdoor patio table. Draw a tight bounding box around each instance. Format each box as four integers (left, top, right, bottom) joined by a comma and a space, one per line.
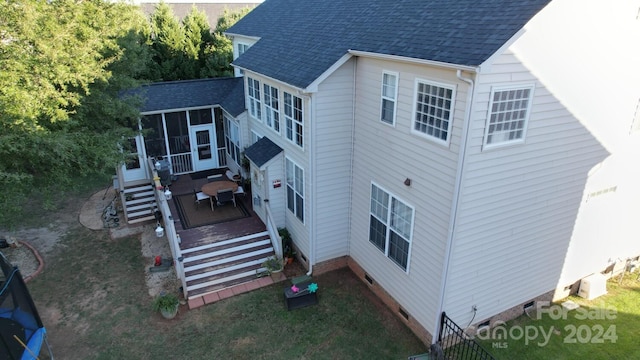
201, 181, 238, 211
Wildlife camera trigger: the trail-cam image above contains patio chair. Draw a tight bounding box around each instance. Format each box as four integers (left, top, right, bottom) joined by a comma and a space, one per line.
193, 188, 209, 209
216, 188, 236, 207
207, 174, 223, 182
234, 185, 246, 198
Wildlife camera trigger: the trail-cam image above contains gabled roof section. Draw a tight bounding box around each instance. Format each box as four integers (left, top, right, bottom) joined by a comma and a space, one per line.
227, 0, 552, 89
244, 136, 283, 168
133, 77, 245, 117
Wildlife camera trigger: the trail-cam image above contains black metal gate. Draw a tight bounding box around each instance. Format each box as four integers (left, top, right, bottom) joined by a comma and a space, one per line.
430, 312, 495, 360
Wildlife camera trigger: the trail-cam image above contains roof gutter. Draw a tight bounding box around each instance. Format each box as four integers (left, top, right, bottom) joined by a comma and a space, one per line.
432, 68, 478, 343
348, 50, 479, 73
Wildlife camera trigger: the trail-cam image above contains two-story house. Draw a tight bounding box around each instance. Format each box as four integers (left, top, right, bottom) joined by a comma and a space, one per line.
119, 0, 640, 345
222, 0, 640, 343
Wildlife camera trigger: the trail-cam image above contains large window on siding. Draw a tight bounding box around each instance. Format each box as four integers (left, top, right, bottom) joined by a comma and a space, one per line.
224, 116, 241, 166
263, 84, 280, 133
369, 184, 414, 272
247, 77, 261, 120
284, 92, 303, 148
484, 85, 534, 146
286, 158, 304, 222
413, 80, 455, 144
381, 71, 398, 125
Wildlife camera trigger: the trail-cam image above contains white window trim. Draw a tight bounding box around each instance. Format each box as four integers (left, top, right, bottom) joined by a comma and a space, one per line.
247, 77, 262, 122
284, 92, 304, 150
380, 71, 399, 126
368, 182, 415, 273
224, 115, 241, 166
251, 130, 262, 145
263, 83, 281, 134
236, 42, 250, 59
411, 78, 456, 146
482, 84, 535, 150
286, 157, 305, 223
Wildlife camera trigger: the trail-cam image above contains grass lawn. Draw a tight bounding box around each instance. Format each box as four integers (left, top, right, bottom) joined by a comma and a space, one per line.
477, 273, 640, 360
20, 179, 428, 359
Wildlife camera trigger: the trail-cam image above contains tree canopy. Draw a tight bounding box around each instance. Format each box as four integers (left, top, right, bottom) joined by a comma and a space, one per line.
0, 0, 251, 228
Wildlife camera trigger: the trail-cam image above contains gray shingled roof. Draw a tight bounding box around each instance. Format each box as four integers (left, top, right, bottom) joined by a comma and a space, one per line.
133, 77, 245, 117
244, 136, 283, 167
227, 0, 552, 89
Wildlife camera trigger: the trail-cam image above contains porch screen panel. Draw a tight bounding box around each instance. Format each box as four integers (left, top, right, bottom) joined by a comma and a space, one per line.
165, 111, 189, 154
189, 108, 213, 125
141, 114, 167, 158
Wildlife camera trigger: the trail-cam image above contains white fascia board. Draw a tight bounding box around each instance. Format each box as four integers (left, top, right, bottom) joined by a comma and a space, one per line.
242, 69, 307, 94
223, 33, 261, 41
133, 0, 263, 4
141, 105, 219, 116
302, 53, 354, 93
348, 50, 478, 73
478, 27, 527, 73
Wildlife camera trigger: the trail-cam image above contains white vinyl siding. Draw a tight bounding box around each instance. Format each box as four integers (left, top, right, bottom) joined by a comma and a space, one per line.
381, 71, 398, 125
413, 79, 455, 145
312, 59, 356, 262
369, 184, 414, 271
484, 85, 534, 147
263, 84, 280, 133
286, 158, 304, 222
630, 98, 640, 134
247, 77, 261, 120
284, 92, 304, 148
443, 45, 610, 323
350, 57, 462, 335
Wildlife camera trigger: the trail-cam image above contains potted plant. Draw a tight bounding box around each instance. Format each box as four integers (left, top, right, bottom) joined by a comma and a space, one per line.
262, 256, 283, 279
279, 228, 296, 265
152, 292, 180, 319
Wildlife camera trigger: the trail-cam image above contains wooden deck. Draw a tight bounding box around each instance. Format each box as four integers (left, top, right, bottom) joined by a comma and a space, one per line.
164, 169, 274, 300
166, 169, 267, 249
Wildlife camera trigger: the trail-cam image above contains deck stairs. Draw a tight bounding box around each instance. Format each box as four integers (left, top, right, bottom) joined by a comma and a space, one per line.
122, 183, 158, 224
182, 231, 274, 299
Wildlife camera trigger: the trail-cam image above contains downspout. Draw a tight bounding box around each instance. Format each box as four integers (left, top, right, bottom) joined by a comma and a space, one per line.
347, 57, 357, 260
306, 93, 315, 276
432, 69, 477, 343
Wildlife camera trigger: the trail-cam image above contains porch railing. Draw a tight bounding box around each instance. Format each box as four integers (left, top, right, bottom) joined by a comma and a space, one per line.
435, 312, 495, 360
170, 152, 193, 174
217, 148, 227, 167
264, 203, 283, 260
148, 158, 187, 298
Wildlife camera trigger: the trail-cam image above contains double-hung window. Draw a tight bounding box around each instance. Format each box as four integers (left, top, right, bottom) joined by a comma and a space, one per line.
369, 184, 414, 272
381, 71, 398, 125
484, 85, 534, 146
224, 116, 241, 166
247, 77, 262, 120
263, 84, 280, 133
237, 43, 249, 57
413, 80, 455, 144
286, 158, 304, 222
284, 92, 303, 148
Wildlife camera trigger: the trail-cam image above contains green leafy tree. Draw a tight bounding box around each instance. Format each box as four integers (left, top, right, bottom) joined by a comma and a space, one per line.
200, 7, 253, 78
149, 2, 190, 80
146, 4, 251, 80
0, 0, 151, 228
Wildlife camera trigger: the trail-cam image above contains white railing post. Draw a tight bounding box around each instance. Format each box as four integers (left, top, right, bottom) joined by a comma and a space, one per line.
264, 204, 283, 259
155, 186, 188, 298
